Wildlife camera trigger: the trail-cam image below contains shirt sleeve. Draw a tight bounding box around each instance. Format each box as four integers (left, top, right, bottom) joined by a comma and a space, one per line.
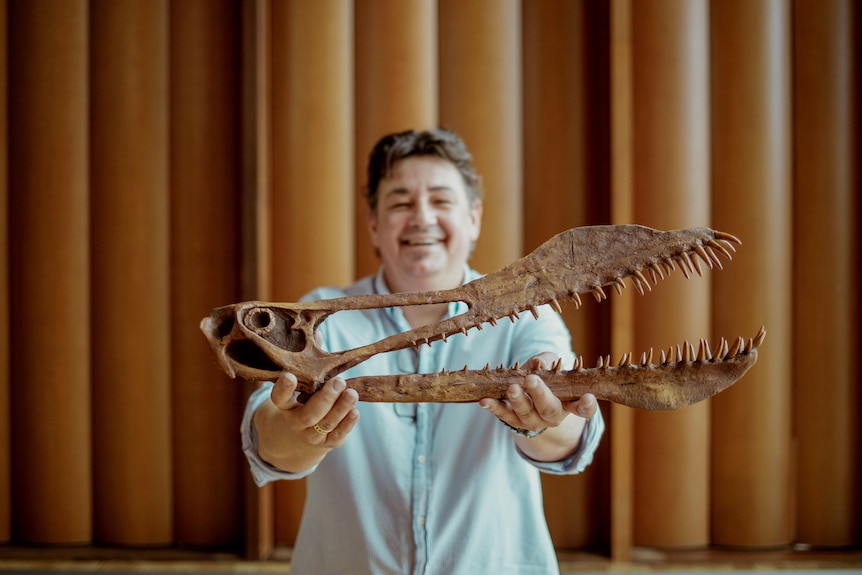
508, 302, 606, 474
514, 406, 605, 475
240, 380, 317, 486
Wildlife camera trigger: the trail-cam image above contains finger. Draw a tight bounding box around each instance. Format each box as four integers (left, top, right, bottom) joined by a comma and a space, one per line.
565, 393, 598, 419
529, 352, 558, 370
312, 386, 359, 436
506, 383, 536, 421
523, 374, 564, 422
271, 372, 299, 409
296, 377, 349, 428
321, 406, 360, 446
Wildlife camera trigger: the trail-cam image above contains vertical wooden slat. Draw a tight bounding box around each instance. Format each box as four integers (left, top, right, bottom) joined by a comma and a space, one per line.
354, 0, 437, 280
792, 0, 858, 547
241, 0, 274, 560
710, 0, 793, 547
0, 0, 9, 544
170, 0, 244, 547
8, 0, 91, 543
631, 0, 711, 548
439, 0, 522, 271
610, 0, 634, 561
90, 0, 172, 545
522, 0, 611, 550
270, 0, 354, 547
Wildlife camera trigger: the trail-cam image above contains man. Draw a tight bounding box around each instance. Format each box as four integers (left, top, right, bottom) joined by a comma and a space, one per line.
242, 128, 605, 574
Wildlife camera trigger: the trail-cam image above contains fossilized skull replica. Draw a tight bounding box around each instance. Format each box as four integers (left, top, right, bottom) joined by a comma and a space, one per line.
200, 224, 764, 411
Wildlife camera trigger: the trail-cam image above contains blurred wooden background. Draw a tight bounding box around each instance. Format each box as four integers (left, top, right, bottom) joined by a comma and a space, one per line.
1, 0, 859, 562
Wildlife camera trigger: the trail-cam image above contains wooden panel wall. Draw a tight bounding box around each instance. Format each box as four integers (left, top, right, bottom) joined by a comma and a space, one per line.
90, 0, 172, 545
0, 0, 8, 545
711, 0, 794, 547
631, 0, 712, 547
1, 0, 859, 559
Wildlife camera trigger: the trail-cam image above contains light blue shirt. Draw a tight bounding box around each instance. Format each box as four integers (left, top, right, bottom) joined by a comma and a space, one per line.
241, 267, 605, 575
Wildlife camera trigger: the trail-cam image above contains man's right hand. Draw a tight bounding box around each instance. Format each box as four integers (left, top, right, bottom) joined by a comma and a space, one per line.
253, 372, 360, 473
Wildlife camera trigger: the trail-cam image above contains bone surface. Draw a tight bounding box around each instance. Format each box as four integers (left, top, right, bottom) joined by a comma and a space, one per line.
200, 224, 764, 411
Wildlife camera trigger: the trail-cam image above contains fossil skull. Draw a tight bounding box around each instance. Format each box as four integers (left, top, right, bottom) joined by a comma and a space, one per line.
200, 224, 764, 410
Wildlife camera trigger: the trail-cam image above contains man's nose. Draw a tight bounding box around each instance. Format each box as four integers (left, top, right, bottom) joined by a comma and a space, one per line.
410, 199, 436, 225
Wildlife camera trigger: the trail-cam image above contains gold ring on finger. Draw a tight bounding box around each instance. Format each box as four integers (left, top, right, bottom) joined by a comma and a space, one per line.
313, 423, 329, 435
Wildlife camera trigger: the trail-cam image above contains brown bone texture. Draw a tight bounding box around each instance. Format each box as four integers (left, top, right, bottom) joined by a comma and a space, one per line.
200, 224, 765, 411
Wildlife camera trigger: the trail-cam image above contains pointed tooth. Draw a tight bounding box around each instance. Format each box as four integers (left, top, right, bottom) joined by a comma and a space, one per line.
647, 266, 658, 284
593, 286, 607, 301
667, 346, 675, 363
753, 326, 766, 348
707, 239, 734, 261
675, 255, 692, 279
509, 311, 519, 323
529, 305, 540, 320
683, 341, 693, 362
441, 368, 448, 374
634, 269, 652, 291
513, 361, 521, 370
572, 357, 581, 371
651, 262, 665, 280
596, 356, 604, 368
676, 344, 683, 362
550, 299, 563, 314
713, 337, 727, 360
475, 323, 483, 331
745, 338, 754, 353
462, 365, 469, 372
660, 349, 667, 364
460, 327, 468, 336
706, 246, 724, 270
714, 230, 742, 245
728, 337, 743, 357
489, 317, 498, 327
696, 339, 708, 362
483, 363, 490, 372
572, 292, 582, 309
613, 278, 625, 296
640, 352, 648, 365
632, 277, 645, 295
618, 353, 628, 367
695, 245, 714, 269
684, 251, 703, 276
498, 363, 505, 370
646, 347, 654, 365
605, 355, 612, 369
663, 258, 676, 273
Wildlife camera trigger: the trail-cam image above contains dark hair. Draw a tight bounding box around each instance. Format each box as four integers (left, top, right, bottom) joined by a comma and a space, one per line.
365, 128, 483, 212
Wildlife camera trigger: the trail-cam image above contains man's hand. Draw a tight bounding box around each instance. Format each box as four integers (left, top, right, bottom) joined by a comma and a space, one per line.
253, 372, 360, 473
479, 353, 597, 462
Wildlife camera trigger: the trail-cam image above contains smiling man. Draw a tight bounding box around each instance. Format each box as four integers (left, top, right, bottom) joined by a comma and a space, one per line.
241, 128, 605, 574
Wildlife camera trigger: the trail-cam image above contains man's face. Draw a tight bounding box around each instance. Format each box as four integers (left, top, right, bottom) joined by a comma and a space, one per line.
369, 155, 482, 293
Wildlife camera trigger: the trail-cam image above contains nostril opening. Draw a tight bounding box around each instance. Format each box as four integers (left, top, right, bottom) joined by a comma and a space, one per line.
247, 308, 274, 332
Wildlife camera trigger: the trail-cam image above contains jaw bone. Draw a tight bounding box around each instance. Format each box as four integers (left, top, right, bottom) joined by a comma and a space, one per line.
200, 224, 764, 411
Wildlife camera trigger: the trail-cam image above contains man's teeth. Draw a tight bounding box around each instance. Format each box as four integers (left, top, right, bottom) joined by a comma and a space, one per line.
405, 239, 437, 245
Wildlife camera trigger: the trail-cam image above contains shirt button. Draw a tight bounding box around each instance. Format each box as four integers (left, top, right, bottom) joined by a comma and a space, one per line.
417, 455, 426, 464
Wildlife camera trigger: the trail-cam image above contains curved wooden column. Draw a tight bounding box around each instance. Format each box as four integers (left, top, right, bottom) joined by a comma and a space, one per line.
630, 0, 711, 547
710, 0, 793, 547
169, 0, 243, 547
0, 0, 8, 544
90, 0, 172, 545
791, 0, 858, 547
523, 0, 611, 549
354, 0, 437, 279
8, 0, 91, 543
270, 0, 354, 546
439, 0, 521, 271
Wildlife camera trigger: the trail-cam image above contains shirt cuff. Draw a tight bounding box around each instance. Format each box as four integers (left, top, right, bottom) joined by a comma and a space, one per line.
240, 381, 317, 486
516, 405, 606, 475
